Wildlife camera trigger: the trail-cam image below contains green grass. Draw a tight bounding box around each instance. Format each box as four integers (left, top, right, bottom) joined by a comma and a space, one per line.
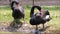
0, 5, 60, 22
0, 6, 12, 22
0, 5, 60, 34
0, 6, 60, 22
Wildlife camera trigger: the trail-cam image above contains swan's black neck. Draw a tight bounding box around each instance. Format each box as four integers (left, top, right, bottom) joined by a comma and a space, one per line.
11, 1, 19, 10
30, 6, 41, 17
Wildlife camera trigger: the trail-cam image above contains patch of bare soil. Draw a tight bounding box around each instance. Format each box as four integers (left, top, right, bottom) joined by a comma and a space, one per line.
0, 21, 60, 34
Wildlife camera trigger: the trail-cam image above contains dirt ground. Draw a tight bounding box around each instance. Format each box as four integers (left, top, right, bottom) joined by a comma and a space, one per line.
0, 21, 60, 34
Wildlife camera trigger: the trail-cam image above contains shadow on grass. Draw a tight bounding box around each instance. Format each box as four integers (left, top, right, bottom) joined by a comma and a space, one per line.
6, 20, 22, 32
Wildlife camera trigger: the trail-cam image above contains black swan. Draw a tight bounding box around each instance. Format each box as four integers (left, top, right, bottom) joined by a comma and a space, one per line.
10, 1, 24, 28
30, 6, 51, 30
